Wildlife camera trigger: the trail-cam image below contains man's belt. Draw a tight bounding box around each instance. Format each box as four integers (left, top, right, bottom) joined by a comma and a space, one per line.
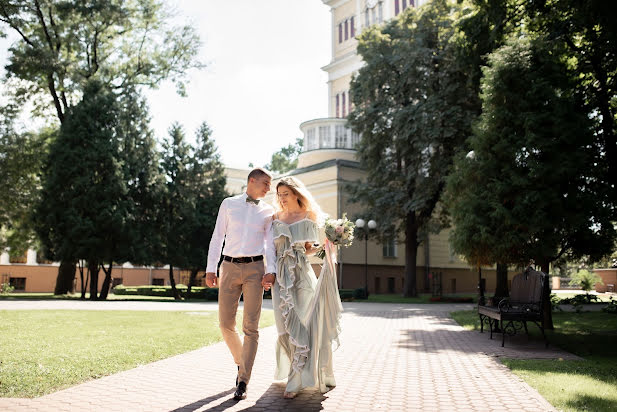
223, 255, 264, 264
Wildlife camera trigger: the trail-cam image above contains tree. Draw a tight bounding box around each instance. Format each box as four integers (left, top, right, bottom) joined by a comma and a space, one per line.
0, 0, 201, 122
265, 137, 303, 174
525, 0, 617, 207
184, 123, 227, 296
35, 80, 131, 300
115, 88, 166, 268
0, 104, 48, 256
159, 122, 227, 299
159, 123, 193, 300
1, 0, 201, 293
348, 0, 476, 297
445, 37, 616, 329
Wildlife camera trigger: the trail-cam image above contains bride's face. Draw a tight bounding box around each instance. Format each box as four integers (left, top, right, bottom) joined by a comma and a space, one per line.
277, 185, 298, 211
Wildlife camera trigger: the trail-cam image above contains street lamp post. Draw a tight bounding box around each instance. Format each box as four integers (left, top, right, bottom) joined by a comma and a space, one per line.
355, 218, 377, 295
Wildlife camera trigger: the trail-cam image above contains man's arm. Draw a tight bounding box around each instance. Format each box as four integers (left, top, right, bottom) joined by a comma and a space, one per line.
262, 215, 276, 291
205, 199, 228, 287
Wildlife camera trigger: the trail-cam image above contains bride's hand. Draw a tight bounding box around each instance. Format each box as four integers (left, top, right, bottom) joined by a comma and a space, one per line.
304, 242, 319, 255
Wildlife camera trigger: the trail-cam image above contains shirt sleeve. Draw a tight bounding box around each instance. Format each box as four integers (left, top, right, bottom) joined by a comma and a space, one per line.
264, 216, 277, 274
206, 198, 228, 273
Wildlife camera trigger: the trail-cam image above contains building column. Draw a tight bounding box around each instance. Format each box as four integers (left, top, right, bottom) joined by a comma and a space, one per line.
26, 249, 37, 265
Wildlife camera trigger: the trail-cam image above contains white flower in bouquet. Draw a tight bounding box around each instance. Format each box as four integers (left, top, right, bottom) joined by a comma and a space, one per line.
316, 213, 355, 259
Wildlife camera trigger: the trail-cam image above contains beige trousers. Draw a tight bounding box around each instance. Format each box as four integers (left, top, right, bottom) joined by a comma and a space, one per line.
218, 260, 264, 384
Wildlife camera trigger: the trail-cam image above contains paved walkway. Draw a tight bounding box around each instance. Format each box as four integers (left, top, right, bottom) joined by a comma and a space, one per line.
0, 301, 577, 411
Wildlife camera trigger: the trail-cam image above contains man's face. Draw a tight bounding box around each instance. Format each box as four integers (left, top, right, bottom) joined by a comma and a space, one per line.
251, 176, 271, 199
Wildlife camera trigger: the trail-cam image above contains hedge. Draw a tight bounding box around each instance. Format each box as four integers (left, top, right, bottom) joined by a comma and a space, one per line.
112, 285, 367, 301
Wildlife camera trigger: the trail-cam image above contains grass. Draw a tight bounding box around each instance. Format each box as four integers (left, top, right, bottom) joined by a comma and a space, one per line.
0, 292, 179, 301
450, 310, 617, 412
367, 293, 475, 304
553, 292, 615, 303
0, 309, 275, 398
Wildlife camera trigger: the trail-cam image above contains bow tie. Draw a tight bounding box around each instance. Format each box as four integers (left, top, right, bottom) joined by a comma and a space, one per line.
246, 196, 260, 205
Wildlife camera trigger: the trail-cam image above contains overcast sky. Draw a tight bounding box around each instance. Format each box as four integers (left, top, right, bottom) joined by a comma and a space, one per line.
0, 0, 332, 169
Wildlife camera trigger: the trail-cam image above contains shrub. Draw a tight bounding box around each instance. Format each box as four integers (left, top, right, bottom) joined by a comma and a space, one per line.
429, 296, 474, 303
1, 282, 15, 295
602, 297, 617, 314
339, 289, 354, 301
352, 288, 368, 300
569, 270, 603, 292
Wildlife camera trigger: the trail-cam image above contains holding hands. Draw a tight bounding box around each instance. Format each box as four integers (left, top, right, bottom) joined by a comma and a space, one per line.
262, 273, 275, 291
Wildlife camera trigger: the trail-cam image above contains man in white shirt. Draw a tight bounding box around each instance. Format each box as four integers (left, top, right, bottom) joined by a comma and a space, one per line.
205, 168, 276, 401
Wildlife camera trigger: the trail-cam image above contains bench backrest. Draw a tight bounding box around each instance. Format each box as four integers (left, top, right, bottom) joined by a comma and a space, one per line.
510, 269, 545, 305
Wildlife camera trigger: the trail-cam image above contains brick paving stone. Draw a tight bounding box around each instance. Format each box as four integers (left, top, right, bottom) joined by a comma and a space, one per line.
0, 302, 572, 411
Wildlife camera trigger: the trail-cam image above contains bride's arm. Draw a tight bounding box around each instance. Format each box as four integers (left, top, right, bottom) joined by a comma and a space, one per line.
304, 211, 319, 255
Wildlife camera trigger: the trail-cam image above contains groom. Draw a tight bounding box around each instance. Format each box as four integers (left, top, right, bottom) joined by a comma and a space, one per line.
205, 168, 277, 401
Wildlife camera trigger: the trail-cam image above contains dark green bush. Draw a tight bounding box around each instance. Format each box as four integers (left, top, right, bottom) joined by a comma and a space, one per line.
353, 288, 368, 300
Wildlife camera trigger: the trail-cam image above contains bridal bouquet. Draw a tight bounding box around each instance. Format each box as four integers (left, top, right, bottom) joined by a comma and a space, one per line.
315, 214, 355, 259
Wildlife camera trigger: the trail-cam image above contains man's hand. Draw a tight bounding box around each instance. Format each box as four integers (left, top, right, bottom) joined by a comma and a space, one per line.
262, 273, 275, 291
205, 272, 217, 288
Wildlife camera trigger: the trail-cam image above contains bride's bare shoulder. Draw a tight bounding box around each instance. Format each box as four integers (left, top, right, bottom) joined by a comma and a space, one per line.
306, 210, 317, 222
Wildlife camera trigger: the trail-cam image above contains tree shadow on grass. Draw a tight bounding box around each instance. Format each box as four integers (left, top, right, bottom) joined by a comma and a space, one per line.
565, 393, 617, 412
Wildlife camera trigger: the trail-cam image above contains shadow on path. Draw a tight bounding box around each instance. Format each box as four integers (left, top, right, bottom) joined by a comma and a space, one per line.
238, 382, 326, 412
170, 388, 235, 411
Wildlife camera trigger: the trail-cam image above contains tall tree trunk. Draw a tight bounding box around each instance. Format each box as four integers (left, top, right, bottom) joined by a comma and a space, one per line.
169, 265, 181, 300
494, 262, 509, 300
54, 260, 76, 294
99, 262, 113, 300
78, 260, 87, 299
187, 268, 199, 299
539, 260, 554, 330
478, 266, 485, 305
403, 211, 419, 297
88, 260, 99, 300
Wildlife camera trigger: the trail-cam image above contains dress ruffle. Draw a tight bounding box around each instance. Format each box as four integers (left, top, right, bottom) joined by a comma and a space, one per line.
271, 219, 342, 393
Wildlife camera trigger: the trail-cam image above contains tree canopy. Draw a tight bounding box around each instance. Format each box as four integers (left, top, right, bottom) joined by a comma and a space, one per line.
348, 0, 476, 296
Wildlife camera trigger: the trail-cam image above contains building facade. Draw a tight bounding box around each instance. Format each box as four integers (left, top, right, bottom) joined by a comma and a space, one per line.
1, 0, 507, 295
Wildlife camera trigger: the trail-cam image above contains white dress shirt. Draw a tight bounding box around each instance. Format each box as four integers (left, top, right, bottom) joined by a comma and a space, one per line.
206, 193, 276, 274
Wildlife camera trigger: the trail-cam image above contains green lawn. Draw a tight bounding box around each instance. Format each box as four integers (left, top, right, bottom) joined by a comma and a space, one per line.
450, 310, 617, 412
0, 310, 275, 398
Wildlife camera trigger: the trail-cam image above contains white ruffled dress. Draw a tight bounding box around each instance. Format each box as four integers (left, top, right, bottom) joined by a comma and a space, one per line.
271, 218, 343, 393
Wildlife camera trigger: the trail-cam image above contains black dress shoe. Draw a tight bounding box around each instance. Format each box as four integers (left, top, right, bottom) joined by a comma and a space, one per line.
234, 381, 247, 400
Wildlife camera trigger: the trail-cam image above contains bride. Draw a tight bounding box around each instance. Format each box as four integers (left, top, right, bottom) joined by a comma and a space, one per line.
262, 176, 343, 399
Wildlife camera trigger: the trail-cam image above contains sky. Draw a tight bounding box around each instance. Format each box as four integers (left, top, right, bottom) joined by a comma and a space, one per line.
0, 0, 332, 169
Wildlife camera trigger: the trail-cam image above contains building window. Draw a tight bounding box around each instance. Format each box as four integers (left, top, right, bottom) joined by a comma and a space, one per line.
402, 0, 407, 10
335, 125, 348, 148
338, 23, 342, 43
344, 20, 349, 40
306, 128, 317, 150
378, 2, 383, 22
335, 94, 340, 118
350, 16, 355, 37
451, 278, 457, 294
348, 91, 352, 114
383, 238, 397, 258
387, 277, 395, 293
375, 277, 381, 294
10, 277, 26, 291
319, 125, 332, 148
351, 131, 360, 147
152, 278, 164, 286
371, 7, 377, 24
395, 0, 400, 15
365, 9, 369, 27
342, 92, 346, 117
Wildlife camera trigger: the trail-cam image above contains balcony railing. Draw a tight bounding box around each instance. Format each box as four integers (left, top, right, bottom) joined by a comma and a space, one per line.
300, 118, 360, 152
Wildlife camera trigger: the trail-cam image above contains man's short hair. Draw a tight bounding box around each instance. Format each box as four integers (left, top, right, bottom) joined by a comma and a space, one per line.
247, 167, 272, 182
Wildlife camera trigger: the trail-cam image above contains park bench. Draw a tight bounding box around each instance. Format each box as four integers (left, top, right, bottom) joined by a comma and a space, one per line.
478, 267, 548, 347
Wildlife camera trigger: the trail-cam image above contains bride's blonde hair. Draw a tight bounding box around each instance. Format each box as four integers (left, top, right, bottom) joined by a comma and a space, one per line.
275, 176, 326, 226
